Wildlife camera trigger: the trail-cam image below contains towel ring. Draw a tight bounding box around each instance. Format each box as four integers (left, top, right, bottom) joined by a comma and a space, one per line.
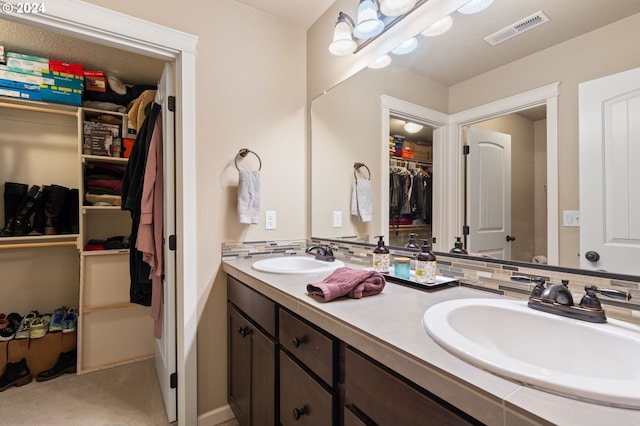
235, 148, 262, 171
353, 162, 371, 180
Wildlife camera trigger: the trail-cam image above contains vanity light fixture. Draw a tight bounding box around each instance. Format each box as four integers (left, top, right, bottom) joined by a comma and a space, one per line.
404, 121, 424, 133
421, 15, 453, 37
368, 54, 392, 69
353, 0, 385, 39
329, 12, 358, 56
391, 37, 418, 55
379, 0, 417, 17
457, 0, 494, 15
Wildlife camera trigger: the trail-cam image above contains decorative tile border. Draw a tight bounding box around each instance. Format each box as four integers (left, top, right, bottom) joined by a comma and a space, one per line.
223, 238, 640, 324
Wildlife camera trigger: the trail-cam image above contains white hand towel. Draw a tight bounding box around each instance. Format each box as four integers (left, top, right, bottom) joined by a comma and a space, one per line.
351, 179, 372, 222
238, 170, 261, 224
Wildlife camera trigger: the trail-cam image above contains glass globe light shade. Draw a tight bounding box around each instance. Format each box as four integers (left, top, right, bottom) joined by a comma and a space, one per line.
457, 0, 494, 15
379, 0, 417, 17
421, 15, 453, 37
368, 54, 392, 69
353, 0, 385, 39
391, 37, 418, 55
329, 21, 357, 56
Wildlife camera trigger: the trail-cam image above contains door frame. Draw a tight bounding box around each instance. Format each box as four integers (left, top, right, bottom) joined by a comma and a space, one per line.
4, 2, 199, 424
449, 83, 560, 265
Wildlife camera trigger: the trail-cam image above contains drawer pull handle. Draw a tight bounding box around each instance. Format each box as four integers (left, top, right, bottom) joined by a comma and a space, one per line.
292, 336, 305, 348
237, 326, 249, 338
292, 407, 305, 420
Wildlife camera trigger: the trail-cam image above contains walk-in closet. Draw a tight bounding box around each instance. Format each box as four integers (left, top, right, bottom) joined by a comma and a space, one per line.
0, 16, 173, 421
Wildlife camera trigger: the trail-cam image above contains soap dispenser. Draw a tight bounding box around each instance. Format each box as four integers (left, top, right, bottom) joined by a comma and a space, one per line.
415, 239, 437, 284
373, 235, 390, 273
449, 237, 468, 255
405, 233, 419, 249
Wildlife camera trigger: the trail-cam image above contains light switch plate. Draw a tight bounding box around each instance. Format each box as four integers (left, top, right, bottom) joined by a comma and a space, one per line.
333, 211, 342, 228
265, 210, 276, 230
563, 210, 580, 227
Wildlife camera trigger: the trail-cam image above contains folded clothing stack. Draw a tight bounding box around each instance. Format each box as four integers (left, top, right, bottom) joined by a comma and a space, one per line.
307, 267, 386, 303
85, 235, 130, 251
84, 162, 125, 206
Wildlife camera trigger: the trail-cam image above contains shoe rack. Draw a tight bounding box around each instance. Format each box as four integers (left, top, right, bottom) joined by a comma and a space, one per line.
0, 96, 154, 375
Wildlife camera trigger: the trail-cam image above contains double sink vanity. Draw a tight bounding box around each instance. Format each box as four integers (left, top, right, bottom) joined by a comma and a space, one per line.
223, 253, 640, 425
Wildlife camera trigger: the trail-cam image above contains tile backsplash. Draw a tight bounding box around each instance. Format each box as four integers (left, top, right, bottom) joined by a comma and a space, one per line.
222, 238, 640, 324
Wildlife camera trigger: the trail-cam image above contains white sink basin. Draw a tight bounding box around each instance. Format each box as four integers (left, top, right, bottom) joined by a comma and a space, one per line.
422, 298, 640, 409
251, 256, 344, 274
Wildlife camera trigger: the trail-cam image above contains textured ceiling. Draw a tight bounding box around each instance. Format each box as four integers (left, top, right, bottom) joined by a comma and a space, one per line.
0, 18, 165, 86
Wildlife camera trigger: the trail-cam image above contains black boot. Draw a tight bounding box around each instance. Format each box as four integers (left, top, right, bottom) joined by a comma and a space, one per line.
0, 358, 32, 392
36, 349, 77, 382
29, 185, 49, 236
0, 182, 28, 237
0, 185, 42, 237
58, 188, 79, 234
44, 184, 69, 235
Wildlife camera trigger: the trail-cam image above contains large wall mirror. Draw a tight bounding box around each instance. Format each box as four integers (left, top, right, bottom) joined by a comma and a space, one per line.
311, 0, 640, 276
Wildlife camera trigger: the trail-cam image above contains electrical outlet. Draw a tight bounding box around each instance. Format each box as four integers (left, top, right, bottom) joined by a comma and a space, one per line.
333, 211, 342, 228
265, 210, 276, 230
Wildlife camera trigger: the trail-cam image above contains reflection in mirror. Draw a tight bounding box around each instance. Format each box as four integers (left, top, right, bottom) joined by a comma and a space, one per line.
463, 106, 547, 264
311, 0, 640, 277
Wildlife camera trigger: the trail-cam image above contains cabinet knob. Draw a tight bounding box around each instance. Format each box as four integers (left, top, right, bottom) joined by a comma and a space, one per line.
291, 336, 305, 348
292, 407, 305, 420
237, 326, 249, 338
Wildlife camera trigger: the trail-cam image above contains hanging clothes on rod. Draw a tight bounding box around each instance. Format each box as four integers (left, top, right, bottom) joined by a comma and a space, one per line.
389, 160, 433, 226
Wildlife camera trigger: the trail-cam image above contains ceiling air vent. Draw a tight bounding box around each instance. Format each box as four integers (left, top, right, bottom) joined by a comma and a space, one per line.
484, 11, 550, 46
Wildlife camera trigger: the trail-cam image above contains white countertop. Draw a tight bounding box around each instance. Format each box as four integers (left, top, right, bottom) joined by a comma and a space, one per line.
222, 256, 640, 426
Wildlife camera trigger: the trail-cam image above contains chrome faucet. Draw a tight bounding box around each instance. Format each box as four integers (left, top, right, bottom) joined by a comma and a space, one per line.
305, 244, 335, 262
525, 278, 631, 323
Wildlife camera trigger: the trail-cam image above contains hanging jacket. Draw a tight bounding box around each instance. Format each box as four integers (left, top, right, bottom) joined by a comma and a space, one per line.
121, 102, 161, 306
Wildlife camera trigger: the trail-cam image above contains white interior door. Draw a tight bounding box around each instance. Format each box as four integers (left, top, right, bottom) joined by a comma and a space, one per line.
579, 67, 640, 274
155, 62, 177, 422
466, 127, 512, 258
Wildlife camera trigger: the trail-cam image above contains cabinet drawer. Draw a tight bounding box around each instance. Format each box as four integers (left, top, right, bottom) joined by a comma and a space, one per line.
344, 347, 476, 426
279, 308, 336, 386
280, 351, 335, 426
227, 275, 276, 337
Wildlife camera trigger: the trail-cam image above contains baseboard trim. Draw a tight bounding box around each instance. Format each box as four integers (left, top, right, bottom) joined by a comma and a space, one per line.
198, 404, 235, 426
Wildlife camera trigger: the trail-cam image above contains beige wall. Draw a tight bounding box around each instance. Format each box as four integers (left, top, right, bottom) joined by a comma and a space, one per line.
85, 0, 308, 417
311, 65, 448, 240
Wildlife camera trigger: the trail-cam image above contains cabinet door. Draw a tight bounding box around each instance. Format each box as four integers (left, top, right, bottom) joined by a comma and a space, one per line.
344, 347, 477, 426
280, 351, 335, 426
228, 304, 276, 426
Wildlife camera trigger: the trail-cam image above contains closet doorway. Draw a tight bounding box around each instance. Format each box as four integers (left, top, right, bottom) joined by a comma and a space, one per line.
1, 6, 197, 424
389, 116, 433, 247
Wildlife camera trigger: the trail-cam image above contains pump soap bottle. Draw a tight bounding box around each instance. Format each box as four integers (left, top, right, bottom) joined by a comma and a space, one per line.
373, 235, 390, 273
415, 239, 437, 284
449, 237, 468, 255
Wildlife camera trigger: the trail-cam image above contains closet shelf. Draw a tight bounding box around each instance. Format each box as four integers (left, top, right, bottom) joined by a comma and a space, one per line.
0, 235, 79, 249
0, 96, 79, 117
82, 205, 123, 212
81, 249, 129, 256
82, 302, 147, 314
81, 154, 128, 164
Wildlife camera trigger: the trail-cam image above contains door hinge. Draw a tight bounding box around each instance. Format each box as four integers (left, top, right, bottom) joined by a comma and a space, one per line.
463, 225, 470, 235
170, 372, 177, 389
169, 235, 177, 251
168, 96, 176, 112
463, 145, 470, 155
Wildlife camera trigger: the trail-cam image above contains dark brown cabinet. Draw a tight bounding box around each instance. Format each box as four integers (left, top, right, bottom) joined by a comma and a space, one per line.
227, 275, 479, 426
227, 277, 277, 426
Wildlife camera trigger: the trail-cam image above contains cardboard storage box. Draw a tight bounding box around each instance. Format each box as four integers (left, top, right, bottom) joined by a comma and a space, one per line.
84, 70, 106, 92
42, 70, 84, 91
0, 86, 41, 101
49, 59, 84, 76
39, 85, 82, 106
0, 66, 42, 91
403, 141, 432, 162
0, 331, 77, 378
5, 52, 49, 74
83, 121, 122, 157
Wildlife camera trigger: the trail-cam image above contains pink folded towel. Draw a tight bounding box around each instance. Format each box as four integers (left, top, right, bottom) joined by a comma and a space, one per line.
307, 267, 386, 302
